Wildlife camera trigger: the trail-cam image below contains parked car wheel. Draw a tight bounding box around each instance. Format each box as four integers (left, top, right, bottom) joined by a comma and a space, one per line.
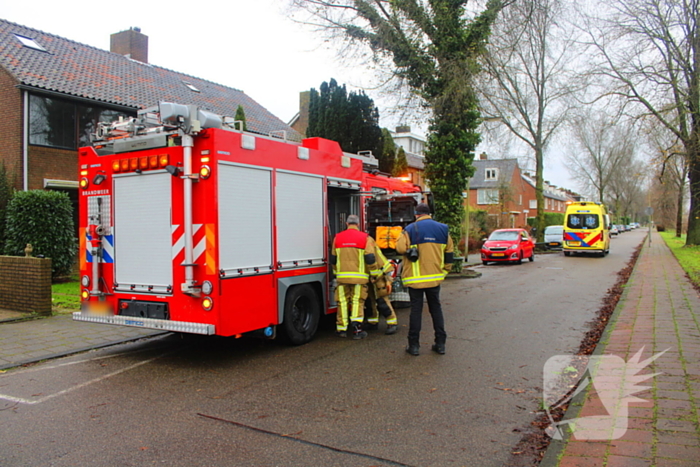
482, 261, 488, 266
529, 252, 534, 262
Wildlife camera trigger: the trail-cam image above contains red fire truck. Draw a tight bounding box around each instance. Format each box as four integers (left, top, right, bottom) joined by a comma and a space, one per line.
73, 102, 421, 344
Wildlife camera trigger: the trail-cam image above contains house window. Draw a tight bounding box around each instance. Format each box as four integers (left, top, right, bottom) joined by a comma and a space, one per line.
29, 95, 75, 149
485, 168, 499, 181
183, 82, 201, 92
529, 199, 537, 209
29, 94, 134, 150
15, 34, 47, 52
477, 188, 499, 205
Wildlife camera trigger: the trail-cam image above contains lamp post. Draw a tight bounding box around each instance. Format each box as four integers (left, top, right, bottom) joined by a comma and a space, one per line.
463, 179, 470, 262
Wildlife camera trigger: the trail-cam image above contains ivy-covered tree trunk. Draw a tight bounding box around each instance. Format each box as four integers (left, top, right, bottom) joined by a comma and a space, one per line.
291, 0, 504, 257
425, 107, 480, 249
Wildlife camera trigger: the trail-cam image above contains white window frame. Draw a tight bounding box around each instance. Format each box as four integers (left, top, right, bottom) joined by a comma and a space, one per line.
477, 188, 499, 205
529, 199, 537, 209
485, 168, 499, 181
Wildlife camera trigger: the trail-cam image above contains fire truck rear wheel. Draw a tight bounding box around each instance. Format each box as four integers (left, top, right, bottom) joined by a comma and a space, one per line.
281, 284, 320, 345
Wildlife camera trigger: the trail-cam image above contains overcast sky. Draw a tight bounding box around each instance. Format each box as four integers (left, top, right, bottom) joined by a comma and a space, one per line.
2, 0, 575, 189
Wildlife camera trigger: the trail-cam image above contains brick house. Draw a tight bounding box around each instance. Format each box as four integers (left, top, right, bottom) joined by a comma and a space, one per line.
390, 126, 428, 190
466, 155, 573, 229
0, 19, 299, 197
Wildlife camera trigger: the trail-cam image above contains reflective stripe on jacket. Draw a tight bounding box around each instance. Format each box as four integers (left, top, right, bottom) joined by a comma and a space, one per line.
395, 215, 454, 289
331, 226, 378, 284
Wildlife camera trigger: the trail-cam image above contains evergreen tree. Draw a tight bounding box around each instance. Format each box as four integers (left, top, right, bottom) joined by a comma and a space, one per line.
379, 128, 397, 174
393, 146, 408, 178
306, 79, 382, 156
234, 105, 247, 131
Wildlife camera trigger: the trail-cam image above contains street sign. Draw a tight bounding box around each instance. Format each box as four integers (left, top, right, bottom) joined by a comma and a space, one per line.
645, 206, 654, 216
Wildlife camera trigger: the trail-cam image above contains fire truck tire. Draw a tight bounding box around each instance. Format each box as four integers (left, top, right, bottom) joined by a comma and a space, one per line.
281, 284, 320, 345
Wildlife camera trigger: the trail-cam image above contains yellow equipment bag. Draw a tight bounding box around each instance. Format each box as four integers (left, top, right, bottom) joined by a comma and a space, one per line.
376, 226, 403, 249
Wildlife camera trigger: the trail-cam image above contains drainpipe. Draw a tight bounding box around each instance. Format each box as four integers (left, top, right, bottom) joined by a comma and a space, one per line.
181, 133, 197, 295
22, 91, 28, 191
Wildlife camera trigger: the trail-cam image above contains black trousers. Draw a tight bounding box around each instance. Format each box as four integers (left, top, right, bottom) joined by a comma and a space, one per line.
408, 285, 446, 345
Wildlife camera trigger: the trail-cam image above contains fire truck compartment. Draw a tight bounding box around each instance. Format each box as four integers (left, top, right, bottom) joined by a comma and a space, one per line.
119, 300, 169, 320
218, 162, 273, 278
113, 171, 173, 293
275, 171, 325, 268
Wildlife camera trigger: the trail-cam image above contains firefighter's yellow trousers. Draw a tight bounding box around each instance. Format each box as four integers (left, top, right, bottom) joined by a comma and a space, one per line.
335, 283, 368, 332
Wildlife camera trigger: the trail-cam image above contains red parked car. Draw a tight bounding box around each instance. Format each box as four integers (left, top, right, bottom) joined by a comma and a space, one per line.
481, 228, 535, 265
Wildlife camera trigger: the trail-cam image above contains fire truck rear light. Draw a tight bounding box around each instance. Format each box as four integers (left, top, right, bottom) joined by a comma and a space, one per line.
80, 170, 89, 176
201, 280, 213, 295
79, 178, 89, 189
201, 157, 210, 163
139, 157, 149, 169
112, 160, 121, 172
202, 297, 213, 311
81, 289, 90, 300
81, 275, 90, 287
149, 155, 158, 168
199, 165, 211, 179
159, 155, 169, 167
121, 159, 129, 171
130, 158, 138, 170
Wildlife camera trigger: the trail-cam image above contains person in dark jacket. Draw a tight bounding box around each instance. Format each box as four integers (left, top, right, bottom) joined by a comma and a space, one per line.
396, 203, 454, 355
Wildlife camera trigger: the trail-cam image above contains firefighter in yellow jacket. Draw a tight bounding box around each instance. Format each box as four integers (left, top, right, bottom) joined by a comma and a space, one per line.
331, 214, 380, 339
365, 247, 399, 335
396, 203, 454, 355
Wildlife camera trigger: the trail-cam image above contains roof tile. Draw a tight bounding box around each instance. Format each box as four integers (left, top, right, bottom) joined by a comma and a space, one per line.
0, 18, 300, 140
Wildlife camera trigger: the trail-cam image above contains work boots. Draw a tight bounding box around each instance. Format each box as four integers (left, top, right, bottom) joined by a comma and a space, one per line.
385, 324, 398, 335
351, 322, 368, 340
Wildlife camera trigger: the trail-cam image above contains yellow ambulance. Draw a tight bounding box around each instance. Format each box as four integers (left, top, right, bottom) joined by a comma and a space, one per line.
563, 202, 611, 257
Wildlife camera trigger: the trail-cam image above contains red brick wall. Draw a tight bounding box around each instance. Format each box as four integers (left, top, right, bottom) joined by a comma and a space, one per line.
0, 256, 52, 315
0, 69, 23, 190
27, 146, 77, 190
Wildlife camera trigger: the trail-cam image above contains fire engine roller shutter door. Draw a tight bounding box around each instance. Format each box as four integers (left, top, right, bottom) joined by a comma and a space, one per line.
276, 171, 324, 267
113, 171, 172, 293
218, 162, 273, 276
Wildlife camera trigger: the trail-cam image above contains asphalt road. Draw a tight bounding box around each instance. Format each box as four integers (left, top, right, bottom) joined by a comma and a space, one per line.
0, 230, 647, 467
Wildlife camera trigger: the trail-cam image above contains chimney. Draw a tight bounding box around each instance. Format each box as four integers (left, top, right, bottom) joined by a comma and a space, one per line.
110, 27, 148, 63
479, 152, 488, 160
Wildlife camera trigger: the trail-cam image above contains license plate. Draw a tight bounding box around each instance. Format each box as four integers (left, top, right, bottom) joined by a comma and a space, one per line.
549, 242, 559, 246
568, 241, 580, 246
492, 253, 505, 257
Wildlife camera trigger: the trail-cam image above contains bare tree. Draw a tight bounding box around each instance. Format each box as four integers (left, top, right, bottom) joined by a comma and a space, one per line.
607, 157, 648, 222
479, 0, 580, 241
641, 119, 689, 235
565, 111, 636, 204
580, 0, 700, 244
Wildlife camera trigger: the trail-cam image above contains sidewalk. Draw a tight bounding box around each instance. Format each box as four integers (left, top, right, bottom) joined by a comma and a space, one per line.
0, 312, 165, 371
540, 231, 700, 466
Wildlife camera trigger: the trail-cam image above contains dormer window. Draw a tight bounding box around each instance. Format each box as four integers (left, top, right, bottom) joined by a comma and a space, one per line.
485, 168, 499, 181
183, 82, 200, 92
15, 34, 47, 52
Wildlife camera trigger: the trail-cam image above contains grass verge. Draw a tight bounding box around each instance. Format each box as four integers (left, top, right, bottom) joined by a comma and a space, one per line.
52, 276, 80, 312
659, 231, 700, 287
